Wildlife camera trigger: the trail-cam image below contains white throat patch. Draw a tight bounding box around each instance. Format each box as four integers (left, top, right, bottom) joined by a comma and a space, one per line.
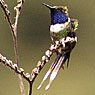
50, 18, 70, 33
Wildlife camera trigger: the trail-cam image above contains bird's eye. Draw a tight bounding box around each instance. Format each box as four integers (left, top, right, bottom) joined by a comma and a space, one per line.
58, 8, 63, 12
62, 9, 68, 14
62, 7, 68, 13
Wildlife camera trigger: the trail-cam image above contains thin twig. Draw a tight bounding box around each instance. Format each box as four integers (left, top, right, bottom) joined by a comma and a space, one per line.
0, 0, 15, 39
13, 0, 25, 95
0, 53, 31, 83
13, 0, 25, 64
0, 0, 25, 95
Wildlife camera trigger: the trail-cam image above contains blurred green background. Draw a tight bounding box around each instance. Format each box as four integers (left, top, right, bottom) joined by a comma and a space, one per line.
0, 0, 95, 95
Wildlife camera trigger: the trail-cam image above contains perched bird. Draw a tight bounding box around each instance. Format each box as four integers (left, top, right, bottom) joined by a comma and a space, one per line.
37, 3, 79, 90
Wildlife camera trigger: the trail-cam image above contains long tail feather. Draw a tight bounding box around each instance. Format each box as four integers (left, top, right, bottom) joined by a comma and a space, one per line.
45, 55, 64, 90
37, 51, 71, 90
37, 70, 51, 89
45, 51, 72, 90
37, 54, 61, 89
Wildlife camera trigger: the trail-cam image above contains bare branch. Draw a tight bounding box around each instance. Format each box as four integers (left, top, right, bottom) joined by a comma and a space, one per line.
13, 1, 25, 94
0, 0, 25, 95
0, 0, 15, 38
13, 0, 25, 37
0, 0, 25, 64
0, 53, 31, 83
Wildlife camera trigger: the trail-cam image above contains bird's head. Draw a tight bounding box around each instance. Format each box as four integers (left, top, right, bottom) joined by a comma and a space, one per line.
42, 3, 69, 25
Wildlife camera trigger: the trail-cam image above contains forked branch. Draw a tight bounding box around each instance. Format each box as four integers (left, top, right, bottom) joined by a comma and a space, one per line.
0, 0, 25, 95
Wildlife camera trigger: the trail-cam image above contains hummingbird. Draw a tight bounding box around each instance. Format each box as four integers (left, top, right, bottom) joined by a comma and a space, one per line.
37, 3, 79, 90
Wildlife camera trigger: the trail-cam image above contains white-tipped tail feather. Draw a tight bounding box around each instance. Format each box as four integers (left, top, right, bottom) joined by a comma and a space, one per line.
37, 84, 42, 89
37, 55, 64, 90
45, 56, 64, 90
45, 84, 50, 90
37, 71, 51, 89
45, 72, 58, 90
43, 71, 51, 81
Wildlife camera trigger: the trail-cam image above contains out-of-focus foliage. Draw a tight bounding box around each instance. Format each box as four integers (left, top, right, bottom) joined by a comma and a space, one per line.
0, 0, 95, 95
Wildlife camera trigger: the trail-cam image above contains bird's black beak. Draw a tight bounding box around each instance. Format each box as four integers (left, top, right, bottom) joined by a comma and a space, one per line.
42, 3, 52, 9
